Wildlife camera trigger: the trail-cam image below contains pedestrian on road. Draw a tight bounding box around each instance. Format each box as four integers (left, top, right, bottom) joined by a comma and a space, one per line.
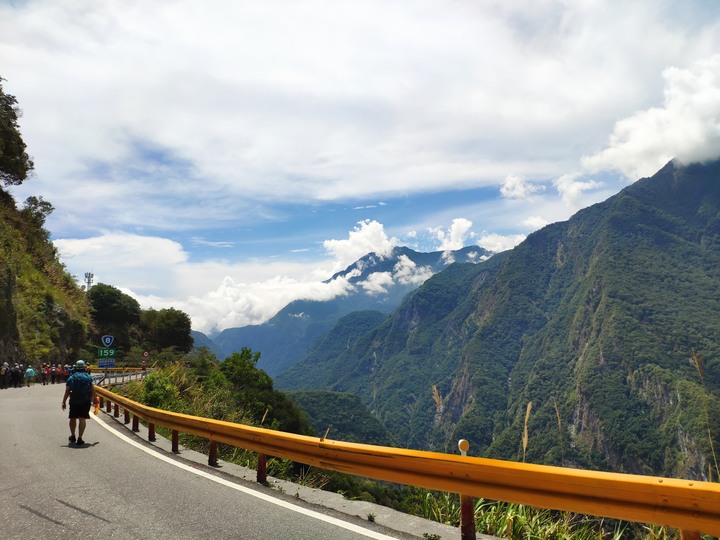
40, 363, 49, 385
0, 362, 9, 389
61, 360, 96, 446
10, 363, 21, 388
24, 365, 36, 386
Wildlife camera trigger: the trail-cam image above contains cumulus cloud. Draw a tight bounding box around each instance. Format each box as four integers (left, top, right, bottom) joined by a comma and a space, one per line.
583, 55, 720, 179
523, 216, 550, 230
477, 233, 525, 253
359, 272, 394, 295
500, 174, 545, 200
554, 173, 603, 207
323, 220, 398, 271
393, 255, 434, 286
430, 218, 475, 251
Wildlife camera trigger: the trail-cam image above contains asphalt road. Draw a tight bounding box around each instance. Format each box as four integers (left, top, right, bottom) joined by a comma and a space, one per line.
0, 382, 423, 540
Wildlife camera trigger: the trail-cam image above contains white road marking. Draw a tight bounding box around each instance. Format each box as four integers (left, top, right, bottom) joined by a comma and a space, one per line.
92, 414, 399, 539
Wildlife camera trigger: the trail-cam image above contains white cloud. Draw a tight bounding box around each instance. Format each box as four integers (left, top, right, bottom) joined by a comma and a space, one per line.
359, 272, 394, 295
554, 173, 603, 208
583, 55, 720, 179
477, 233, 526, 253
392, 255, 434, 286
323, 220, 398, 271
500, 174, 545, 200
5, 1, 720, 337
5, 0, 719, 234
523, 216, 550, 230
430, 218, 475, 252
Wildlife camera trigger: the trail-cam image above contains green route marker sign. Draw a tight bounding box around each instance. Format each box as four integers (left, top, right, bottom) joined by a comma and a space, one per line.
97, 347, 117, 358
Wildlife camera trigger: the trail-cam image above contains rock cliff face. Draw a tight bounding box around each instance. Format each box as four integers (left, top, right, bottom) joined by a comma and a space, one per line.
279, 159, 720, 480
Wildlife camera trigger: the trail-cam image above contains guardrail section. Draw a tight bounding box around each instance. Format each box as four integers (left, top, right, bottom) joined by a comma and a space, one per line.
94, 385, 720, 538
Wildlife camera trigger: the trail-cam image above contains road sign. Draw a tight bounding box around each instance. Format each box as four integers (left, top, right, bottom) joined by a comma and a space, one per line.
98, 359, 116, 368
101, 335, 114, 347
97, 347, 117, 358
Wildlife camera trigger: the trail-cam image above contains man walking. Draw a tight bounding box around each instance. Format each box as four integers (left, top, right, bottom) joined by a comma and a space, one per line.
61, 360, 96, 446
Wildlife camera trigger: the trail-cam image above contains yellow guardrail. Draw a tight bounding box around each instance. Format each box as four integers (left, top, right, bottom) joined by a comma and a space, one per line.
94, 385, 720, 538
89, 367, 147, 373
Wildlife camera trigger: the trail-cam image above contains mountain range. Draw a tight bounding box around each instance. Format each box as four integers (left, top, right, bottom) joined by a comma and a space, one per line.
273, 159, 720, 480
195, 245, 489, 375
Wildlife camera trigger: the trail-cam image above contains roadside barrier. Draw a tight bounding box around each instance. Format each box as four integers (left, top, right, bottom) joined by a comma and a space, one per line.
93, 384, 720, 539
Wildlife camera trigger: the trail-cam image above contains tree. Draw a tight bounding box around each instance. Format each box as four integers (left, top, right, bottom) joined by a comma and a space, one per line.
141, 307, 193, 353
86, 283, 141, 347
220, 347, 272, 392
0, 77, 34, 186
20, 196, 53, 243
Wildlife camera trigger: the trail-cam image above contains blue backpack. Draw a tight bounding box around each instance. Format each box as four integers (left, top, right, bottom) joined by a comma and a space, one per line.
69, 372, 93, 402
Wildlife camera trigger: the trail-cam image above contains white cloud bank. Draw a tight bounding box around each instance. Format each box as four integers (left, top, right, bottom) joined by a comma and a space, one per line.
56, 220, 468, 334
583, 55, 720, 179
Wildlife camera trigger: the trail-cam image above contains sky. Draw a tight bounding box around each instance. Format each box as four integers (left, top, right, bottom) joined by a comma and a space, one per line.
1, 0, 720, 335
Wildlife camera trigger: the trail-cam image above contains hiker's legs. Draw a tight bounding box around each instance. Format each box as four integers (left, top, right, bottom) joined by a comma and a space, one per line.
78, 418, 87, 439
69, 418, 77, 437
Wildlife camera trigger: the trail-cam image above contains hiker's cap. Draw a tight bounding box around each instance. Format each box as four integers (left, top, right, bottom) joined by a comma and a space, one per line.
75, 360, 86, 367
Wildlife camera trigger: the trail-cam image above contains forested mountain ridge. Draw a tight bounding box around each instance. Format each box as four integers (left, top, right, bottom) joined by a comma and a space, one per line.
277, 159, 720, 480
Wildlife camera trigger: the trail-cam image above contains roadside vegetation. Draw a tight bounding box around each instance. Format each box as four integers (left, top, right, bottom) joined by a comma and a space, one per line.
111, 355, 701, 539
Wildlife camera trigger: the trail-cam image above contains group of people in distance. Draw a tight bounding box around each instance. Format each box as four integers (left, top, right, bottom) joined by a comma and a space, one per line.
0, 361, 73, 388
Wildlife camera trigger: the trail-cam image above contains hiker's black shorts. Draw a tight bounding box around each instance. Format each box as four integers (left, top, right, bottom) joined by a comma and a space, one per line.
68, 400, 91, 419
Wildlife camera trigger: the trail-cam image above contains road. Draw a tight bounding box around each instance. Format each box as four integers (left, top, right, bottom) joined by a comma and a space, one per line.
0, 382, 421, 540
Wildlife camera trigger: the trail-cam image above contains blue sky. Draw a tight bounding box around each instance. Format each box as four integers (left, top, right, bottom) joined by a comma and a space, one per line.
1, 1, 720, 334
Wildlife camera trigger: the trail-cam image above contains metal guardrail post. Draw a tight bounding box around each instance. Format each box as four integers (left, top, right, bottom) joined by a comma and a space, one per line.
209, 441, 218, 467
132, 415, 139, 432
172, 430, 179, 453
257, 453, 267, 484
124, 409, 130, 424
113, 403, 119, 418
148, 423, 156, 442
458, 439, 476, 540
105, 399, 111, 413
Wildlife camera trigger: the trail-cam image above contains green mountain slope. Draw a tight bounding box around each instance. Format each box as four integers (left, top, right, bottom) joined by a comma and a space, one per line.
286, 390, 394, 446
0, 190, 90, 363
279, 159, 720, 480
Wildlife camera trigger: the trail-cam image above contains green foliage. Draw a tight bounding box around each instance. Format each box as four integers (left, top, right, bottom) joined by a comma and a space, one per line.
141, 308, 193, 353
286, 391, 393, 445
87, 283, 141, 347
120, 353, 311, 435
0, 187, 89, 363
0, 77, 34, 186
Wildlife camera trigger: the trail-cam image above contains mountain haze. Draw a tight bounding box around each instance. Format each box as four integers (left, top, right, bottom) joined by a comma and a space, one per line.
277, 159, 720, 480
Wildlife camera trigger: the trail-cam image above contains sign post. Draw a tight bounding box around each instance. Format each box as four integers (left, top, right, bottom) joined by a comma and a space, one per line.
98, 335, 116, 370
